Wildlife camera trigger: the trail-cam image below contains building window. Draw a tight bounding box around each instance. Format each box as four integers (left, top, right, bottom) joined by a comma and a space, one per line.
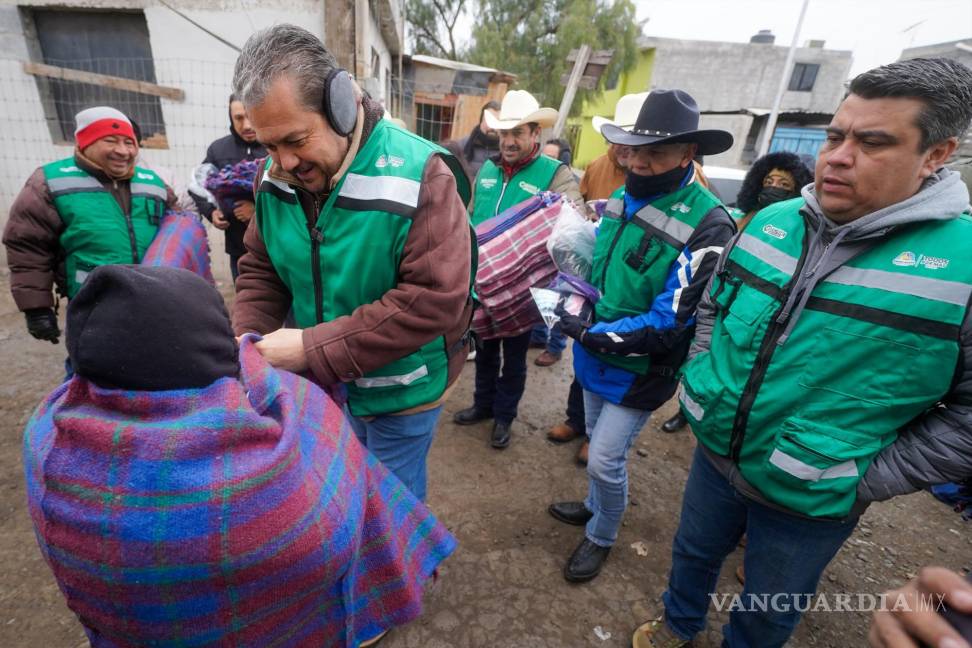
414, 102, 453, 142
25, 8, 166, 146
788, 62, 819, 92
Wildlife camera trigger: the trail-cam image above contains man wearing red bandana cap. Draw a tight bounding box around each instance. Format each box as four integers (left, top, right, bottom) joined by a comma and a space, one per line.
3, 106, 176, 346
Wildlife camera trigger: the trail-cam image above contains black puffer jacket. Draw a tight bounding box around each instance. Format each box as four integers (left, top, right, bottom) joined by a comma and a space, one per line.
192, 99, 267, 257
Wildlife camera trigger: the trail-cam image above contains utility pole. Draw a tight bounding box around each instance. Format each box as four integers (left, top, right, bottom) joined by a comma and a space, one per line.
757, 0, 811, 158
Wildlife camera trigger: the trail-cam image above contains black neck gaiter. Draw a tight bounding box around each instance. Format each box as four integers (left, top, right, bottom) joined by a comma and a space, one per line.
625, 164, 691, 200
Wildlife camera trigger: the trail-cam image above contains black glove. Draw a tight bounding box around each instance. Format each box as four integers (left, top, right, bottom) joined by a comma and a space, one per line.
25, 307, 60, 344
557, 312, 590, 342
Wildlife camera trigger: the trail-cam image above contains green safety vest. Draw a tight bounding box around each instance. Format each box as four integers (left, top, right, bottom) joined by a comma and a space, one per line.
43, 157, 166, 298
256, 119, 471, 417
591, 182, 722, 374
469, 155, 562, 226
680, 197, 972, 518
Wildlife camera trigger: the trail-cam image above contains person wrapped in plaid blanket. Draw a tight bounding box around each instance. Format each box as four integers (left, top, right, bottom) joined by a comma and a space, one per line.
23, 265, 456, 648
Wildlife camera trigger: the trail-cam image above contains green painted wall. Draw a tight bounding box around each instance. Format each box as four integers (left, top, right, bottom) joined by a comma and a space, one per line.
570, 48, 655, 169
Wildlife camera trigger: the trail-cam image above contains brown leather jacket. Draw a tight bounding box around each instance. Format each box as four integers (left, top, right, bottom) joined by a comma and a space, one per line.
2, 152, 176, 311
232, 99, 473, 411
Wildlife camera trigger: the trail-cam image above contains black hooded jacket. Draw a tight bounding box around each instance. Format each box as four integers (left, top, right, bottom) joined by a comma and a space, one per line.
193, 99, 267, 256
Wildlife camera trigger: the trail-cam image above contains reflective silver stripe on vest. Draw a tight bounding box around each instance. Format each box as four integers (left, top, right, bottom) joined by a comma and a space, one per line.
130, 182, 168, 201
339, 173, 421, 208
735, 233, 798, 275
769, 448, 858, 481
46, 175, 104, 195
604, 198, 624, 218
633, 204, 695, 245
679, 386, 704, 420
826, 266, 972, 308
264, 175, 296, 194
354, 364, 429, 388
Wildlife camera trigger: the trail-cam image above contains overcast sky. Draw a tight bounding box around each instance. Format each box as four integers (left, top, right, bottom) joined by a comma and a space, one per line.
632, 0, 972, 76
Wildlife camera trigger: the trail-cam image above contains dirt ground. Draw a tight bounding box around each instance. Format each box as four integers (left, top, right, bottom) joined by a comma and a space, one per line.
1, 270, 970, 648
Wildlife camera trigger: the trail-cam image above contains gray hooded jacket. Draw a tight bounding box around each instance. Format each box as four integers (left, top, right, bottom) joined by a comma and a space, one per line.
690, 168, 972, 517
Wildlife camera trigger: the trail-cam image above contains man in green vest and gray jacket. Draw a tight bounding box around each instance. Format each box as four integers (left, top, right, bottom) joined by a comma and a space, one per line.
632, 58, 972, 648
3, 106, 174, 345
453, 89, 583, 449
230, 25, 473, 503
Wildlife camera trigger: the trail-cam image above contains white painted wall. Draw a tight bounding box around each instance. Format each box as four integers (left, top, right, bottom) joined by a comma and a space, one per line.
363, 2, 392, 105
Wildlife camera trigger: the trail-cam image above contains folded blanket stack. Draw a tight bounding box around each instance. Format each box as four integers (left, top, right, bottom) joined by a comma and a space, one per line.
472, 193, 562, 340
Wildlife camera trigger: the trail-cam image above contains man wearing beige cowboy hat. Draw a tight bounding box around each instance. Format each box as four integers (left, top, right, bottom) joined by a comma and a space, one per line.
455, 89, 584, 450
549, 88, 735, 584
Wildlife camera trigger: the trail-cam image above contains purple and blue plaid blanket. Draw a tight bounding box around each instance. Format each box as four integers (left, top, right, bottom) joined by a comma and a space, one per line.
24, 336, 456, 647
142, 210, 214, 284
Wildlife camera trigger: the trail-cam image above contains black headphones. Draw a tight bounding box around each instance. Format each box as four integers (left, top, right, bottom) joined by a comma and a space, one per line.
323, 69, 358, 137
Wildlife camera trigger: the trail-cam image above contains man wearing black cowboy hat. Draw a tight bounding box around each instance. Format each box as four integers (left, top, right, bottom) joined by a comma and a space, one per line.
549, 89, 736, 583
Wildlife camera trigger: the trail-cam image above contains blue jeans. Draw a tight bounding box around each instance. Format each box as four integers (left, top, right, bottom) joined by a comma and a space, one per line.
582, 390, 651, 546
347, 405, 443, 502
531, 323, 568, 354
663, 447, 859, 648
473, 329, 533, 424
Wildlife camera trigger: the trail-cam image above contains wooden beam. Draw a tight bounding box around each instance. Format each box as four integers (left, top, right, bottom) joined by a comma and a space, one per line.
22, 61, 185, 102
553, 44, 590, 138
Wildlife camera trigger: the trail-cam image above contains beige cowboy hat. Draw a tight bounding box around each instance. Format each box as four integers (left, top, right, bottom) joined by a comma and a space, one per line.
592, 92, 650, 135
484, 90, 558, 130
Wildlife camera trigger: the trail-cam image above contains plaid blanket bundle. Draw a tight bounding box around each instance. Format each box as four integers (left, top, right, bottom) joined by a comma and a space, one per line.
472, 193, 562, 339
24, 336, 456, 647
142, 210, 214, 284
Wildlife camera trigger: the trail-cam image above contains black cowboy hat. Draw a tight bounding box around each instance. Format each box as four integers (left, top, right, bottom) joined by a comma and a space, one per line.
601, 88, 734, 156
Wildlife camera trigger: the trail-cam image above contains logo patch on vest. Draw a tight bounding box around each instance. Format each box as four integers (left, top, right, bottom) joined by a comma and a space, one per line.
480, 178, 497, 189
375, 155, 405, 169
518, 181, 540, 195
893, 250, 949, 269
59, 165, 81, 173
136, 172, 154, 180
762, 224, 788, 240
670, 202, 691, 214
892, 251, 917, 266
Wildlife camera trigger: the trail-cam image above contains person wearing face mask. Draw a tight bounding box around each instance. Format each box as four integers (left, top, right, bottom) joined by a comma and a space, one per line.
192, 94, 267, 281
3, 106, 176, 346
659, 151, 812, 435
734, 150, 814, 232
549, 89, 735, 583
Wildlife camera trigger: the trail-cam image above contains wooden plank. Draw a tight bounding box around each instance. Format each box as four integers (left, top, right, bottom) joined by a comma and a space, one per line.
559, 74, 599, 90
567, 48, 613, 65
22, 61, 185, 102
553, 44, 591, 138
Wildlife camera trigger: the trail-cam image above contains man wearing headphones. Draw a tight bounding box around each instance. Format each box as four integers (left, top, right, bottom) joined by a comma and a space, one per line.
230, 25, 473, 502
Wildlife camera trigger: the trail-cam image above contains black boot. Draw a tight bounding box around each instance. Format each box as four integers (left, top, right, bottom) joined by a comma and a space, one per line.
661, 412, 687, 433
548, 501, 593, 526
491, 421, 511, 449
564, 538, 611, 583
454, 406, 493, 426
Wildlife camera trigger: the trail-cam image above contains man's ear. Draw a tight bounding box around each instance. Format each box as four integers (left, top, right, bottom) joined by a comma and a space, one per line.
920, 136, 958, 179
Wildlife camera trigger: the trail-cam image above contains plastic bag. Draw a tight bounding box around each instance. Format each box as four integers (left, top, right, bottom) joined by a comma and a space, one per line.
187, 163, 217, 205
546, 199, 597, 280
